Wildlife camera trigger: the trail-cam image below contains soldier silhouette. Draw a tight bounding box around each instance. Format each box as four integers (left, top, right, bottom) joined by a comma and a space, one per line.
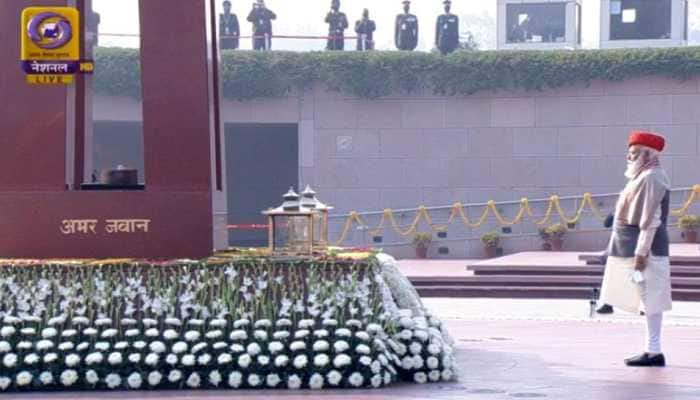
436, 0, 459, 54
325, 0, 348, 51
395, 0, 418, 51
247, 0, 276, 50
355, 8, 376, 51
220, 0, 240, 50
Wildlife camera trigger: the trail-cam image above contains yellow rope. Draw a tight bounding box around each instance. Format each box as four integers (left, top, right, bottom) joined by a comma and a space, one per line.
331, 186, 700, 245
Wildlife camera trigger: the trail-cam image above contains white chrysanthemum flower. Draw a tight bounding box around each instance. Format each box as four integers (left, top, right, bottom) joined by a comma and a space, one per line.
287, 374, 302, 390
41, 328, 58, 339
356, 344, 371, 355
144, 328, 159, 338
184, 331, 201, 342
143, 318, 158, 327
367, 323, 383, 334
186, 372, 201, 388
17, 341, 33, 350
298, 319, 314, 329
333, 354, 351, 368
0, 327, 15, 338
268, 341, 284, 354
101, 328, 118, 339
237, 353, 252, 369
94, 341, 110, 351
246, 342, 261, 356
208, 370, 222, 387
253, 330, 268, 341
371, 360, 382, 374
213, 341, 227, 350
127, 372, 142, 389
168, 370, 182, 383
0, 377, 10, 390
48, 316, 66, 326
348, 372, 364, 388
373, 338, 387, 352
290, 341, 306, 352
272, 331, 290, 340
322, 319, 338, 327
274, 355, 289, 367
205, 330, 223, 340
254, 319, 272, 329
294, 330, 310, 339
257, 355, 270, 366
165, 353, 178, 365
313, 340, 330, 352
313, 329, 329, 338
60, 370, 78, 387
210, 319, 227, 328
20, 327, 36, 336
16, 371, 32, 386
401, 356, 415, 370
43, 353, 58, 363
378, 354, 389, 366
441, 369, 453, 381
414, 372, 427, 384
230, 343, 244, 353
65, 353, 80, 367
264, 373, 280, 387
39, 371, 54, 385
275, 319, 292, 328
442, 355, 453, 369
346, 319, 362, 329
95, 318, 112, 327
23, 353, 39, 365
414, 330, 429, 342
0, 341, 11, 352
125, 329, 140, 338
314, 353, 330, 368
78, 342, 90, 351
86, 352, 104, 365
326, 370, 342, 386
232, 319, 249, 329
181, 354, 195, 366
247, 373, 261, 387
85, 369, 99, 385
197, 353, 211, 365
145, 353, 160, 366
115, 341, 129, 350
165, 318, 181, 327
427, 343, 440, 355
149, 341, 166, 354
371, 374, 382, 388
217, 353, 233, 365
334, 328, 351, 338
399, 317, 414, 330
427, 356, 439, 370
228, 371, 243, 388
293, 354, 308, 369
106, 373, 122, 389
148, 371, 163, 386
188, 319, 204, 327
399, 330, 413, 341
120, 318, 137, 326
108, 352, 123, 366
229, 330, 247, 341
128, 353, 141, 364
359, 355, 372, 366
4, 316, 22, 325
355, 331, 371, 342
72, 316, 89, 325
409, 342, 422, 356
308, 373, 324, 390
161, 329, 178, 340
428, 370, 441, 382
172, 341, 188, 354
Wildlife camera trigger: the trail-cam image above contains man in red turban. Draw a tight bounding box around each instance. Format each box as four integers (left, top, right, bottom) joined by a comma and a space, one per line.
599, 131, 672, 367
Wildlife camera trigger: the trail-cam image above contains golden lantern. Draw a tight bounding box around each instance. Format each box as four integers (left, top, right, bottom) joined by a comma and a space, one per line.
300, 185, 334, 248
263, 187, 315, 255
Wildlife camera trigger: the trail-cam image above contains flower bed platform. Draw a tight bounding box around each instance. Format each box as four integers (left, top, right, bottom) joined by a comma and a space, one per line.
0, 249, 457, 392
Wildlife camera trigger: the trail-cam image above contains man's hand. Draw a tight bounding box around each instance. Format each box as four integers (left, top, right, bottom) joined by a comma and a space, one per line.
634, 255, 648, 271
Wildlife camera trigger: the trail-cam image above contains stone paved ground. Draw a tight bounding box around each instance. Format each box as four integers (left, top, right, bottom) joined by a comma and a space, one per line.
5, 297, 700, 400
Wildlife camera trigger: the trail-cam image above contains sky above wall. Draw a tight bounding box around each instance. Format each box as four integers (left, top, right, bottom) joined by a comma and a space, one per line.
94, 0, 700, 50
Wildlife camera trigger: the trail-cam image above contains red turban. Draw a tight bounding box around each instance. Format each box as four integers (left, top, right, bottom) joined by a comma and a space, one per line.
628, 131, 665, 152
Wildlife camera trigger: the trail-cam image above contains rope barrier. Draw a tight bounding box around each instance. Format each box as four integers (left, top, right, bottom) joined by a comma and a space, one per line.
331, 186, 700, 246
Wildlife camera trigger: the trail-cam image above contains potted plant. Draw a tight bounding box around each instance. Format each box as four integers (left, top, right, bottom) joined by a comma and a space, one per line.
412, 232, 432, 259
538, 223, 568, 251
679, 215, 700, 243
481, 231, 501, 258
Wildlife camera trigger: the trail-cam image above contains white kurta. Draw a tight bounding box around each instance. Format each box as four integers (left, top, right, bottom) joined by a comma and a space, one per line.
599, 167, 672, 315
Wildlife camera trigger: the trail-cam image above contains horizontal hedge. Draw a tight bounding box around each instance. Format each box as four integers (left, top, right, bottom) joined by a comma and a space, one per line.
94, 46, 700, 101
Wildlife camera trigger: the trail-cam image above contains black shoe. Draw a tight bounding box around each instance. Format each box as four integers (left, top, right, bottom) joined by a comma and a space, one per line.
625, 353, 666, 367
596, 304, 614, 314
